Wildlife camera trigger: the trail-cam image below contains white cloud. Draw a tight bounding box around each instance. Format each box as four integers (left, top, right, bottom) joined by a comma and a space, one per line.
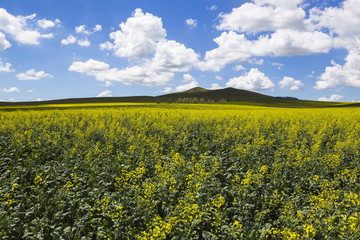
234, 65, 245, 71
0, 58, 14, 72
254, 0, 303, 8
39, 33, 53, 39
185, 18, 198, 28
37, 19, 55, 29
93, 24, 102, 32
175, 74, 198, 92
61, 35, 91, 47
100, 8, 166, 58
217, 1, 306, 33
1, 87, 19, 92
69, 58, 174, 86
201, 29, 332, 71
97, 90, 112, 97
209, 83, 223, 90
248, 58, 264, 65
75, 24, 102, 35
200, 31, 253, 71
279, 76, 304, 91
318, 94, 343, 102
69, 59, 109, 73
226, 68, 274, 91
77, 38, 90, 47
309, 0, 360, 40
61, 34, 77, 45
149, 40, 200, 72
306, 0, 360, 51
75, 25, 91, 35
215, 76, 223, 81
27, 89, 33, 92
0, 8, 53, 45
0, 32, 11, 50
96, 9, 199, 85
159, 87, 173, 93
37, 98, 42, 101
104, 81, 113, 87
207, 5, 218, 11
16, 69, 53, 80
272, 62, 284, 69
253, 29, 332, 56
316, 49, 360, 89
183, 73, 195, 82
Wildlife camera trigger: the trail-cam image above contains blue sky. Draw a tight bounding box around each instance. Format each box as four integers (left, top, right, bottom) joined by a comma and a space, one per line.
1, 0, 360, 102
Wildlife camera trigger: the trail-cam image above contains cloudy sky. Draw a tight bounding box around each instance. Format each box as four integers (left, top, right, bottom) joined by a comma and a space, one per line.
1, 0, 360, 102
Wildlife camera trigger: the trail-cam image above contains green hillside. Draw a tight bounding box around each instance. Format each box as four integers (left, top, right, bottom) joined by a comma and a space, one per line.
0, 87, 357, 108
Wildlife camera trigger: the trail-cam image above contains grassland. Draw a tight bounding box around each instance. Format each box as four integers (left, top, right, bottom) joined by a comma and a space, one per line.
1, 103, 360, 239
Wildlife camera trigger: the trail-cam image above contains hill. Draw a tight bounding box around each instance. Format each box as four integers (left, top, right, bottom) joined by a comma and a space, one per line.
0, 87, 357, 108
157, 87, 275, 103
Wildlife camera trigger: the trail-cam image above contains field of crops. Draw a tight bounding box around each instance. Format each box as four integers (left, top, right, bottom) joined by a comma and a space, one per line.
1, 104, 360, 239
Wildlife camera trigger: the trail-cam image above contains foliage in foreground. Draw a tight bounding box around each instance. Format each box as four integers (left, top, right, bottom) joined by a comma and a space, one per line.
0, 104, 360, 239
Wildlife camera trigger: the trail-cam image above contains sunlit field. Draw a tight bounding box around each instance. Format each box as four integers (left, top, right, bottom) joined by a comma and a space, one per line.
1, 104, 360, 239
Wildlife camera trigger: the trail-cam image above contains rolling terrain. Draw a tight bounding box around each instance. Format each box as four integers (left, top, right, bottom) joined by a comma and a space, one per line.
0, 87, 357, 108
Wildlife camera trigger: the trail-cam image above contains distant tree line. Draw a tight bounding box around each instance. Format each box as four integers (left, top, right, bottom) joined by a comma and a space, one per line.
275, 96, 298, 100
171, 97, 228, 104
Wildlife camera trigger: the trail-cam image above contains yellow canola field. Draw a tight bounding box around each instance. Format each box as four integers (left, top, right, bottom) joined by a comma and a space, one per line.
0, 104, 359, 239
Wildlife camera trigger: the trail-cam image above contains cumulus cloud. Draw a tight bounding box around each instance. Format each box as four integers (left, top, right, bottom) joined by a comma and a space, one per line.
93, 24, 102, 32
69, 58, 174, 86
318, 94, 343, 102
315, 49, 360, 90
226, 68, 274, 91
0, 58, 14, 72
92, 8, 199, 86
309, 0, 360, 49
209, 83, 223, 90
253, 29, 332, 56
159, 87, 173, 94
0, 8, 53, 45
217, 0, 306, 33
61, 34, 77, 45
1, 87, 19, 92
16, 69, 53, 80
37, 19, 56, 29
185, 18, 198, 28
100, 8, 166, 58
175, 74, 198, 92
75, 25, 90, 35
279, 76, 304, 91
77, 38, 90, 47
61, 35, 91, 47
215, 76, 223, 81
97, 90, 112, 97
148, 40, 200, 72
200, 29, 332, 71
0, 32, 11, 50
75, 24, 102, 35
199, 0, 345, 71
200, 31, 253, 71
234, 65, 245, 71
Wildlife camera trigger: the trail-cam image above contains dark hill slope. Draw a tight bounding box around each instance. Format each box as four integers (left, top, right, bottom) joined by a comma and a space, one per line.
157, 87, 275, 102
0, 87, 357, 108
